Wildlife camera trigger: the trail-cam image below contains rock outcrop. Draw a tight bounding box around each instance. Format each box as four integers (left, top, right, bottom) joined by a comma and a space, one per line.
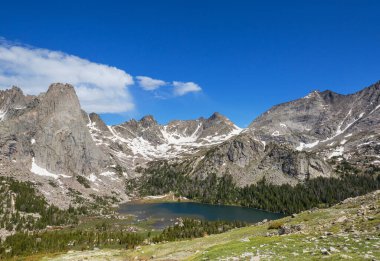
34, 83, 109, 175
0, 84, 121, 207
0, 83, 109, 176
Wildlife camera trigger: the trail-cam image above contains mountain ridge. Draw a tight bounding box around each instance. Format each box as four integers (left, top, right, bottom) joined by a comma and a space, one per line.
136, 80, 380, 187
0, 81, 380, 207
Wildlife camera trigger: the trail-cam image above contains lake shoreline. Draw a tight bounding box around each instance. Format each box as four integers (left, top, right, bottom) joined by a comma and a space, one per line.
125, 192, 286, 215
127, 192, 193, 204
118, 201, 285, 227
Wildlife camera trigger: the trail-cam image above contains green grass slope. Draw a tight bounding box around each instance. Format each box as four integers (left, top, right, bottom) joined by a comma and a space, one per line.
45, 190, 379, 260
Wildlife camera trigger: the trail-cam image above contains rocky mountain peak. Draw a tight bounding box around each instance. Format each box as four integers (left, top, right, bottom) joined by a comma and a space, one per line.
356, 81, 380, 101
206, 112, 227, 123
248, 80, 380, 170
0, 86, 25, 104
319, 90, 342, 103
207, 112, 233, 123
10, 85, 24, 94
39, 83, 81, 118
47, 82, 75, 92
45, 83, 78, 101
33, 83, 110, 175
88, 112, 109, 132
208, 112, 225, 120
139, 115, 158, 128
203, 112, 236, 130
303, 90, 320, 99
0, 86, 32, 121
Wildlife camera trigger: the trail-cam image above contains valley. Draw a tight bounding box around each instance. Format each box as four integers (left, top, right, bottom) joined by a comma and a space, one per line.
44, 190, 380, 260
0, 81, 379, 259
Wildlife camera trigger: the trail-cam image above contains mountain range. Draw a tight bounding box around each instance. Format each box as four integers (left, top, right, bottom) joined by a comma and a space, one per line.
1, 81, 379, 207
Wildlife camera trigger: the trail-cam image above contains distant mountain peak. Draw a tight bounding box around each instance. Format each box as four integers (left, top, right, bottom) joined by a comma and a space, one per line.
10, 85, 23, 93
139, 115, 157, 127
209, 112, 224, 119
206, 112, 235, 127
88, 112, 109, 132
303, 90, 320, 99
47, 82, 75, 94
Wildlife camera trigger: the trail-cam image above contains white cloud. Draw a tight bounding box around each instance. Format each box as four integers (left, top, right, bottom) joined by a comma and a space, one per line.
173, 81, 202, 96
136, 76, 166, 91
0, 43, 134, 113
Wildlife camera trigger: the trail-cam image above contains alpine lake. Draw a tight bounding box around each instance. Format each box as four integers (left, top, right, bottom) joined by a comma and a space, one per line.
118, 201, 285, 229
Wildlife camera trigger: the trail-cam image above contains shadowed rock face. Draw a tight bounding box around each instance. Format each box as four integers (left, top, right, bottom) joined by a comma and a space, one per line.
89, 112, 109, 132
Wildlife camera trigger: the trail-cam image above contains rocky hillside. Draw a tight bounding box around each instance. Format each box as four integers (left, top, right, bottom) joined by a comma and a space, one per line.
250, 81, 380, 167
141, 81, 380, 186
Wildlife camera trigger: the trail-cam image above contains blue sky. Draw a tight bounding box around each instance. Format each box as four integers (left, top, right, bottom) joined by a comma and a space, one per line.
0, 0, 379, 127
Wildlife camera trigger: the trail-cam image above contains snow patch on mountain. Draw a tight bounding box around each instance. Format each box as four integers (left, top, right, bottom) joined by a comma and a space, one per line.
322, 109, 364, 142
200, 125, 242, 144
296, 140, 320, 151
296, 110, 365, 152
105, 123, 243, 160
87, 116, 107, 146
31, 158, 71, 179
0, 109, 6, 121
161, 124, 202, 145
328, 146, 345, 159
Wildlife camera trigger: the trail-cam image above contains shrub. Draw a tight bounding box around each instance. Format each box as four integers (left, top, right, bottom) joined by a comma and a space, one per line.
76, 176, 90, 188
268, 220, 284, 229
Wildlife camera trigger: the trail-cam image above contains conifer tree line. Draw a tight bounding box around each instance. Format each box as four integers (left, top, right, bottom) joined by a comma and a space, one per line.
0, 229, 144, 258
0, 177, 84, 232
152, 218, 246, 243
0, 218, 245, 258
135, 161, 380, 214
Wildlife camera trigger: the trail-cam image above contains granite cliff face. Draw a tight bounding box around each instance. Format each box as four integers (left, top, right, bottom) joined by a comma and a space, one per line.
34, 84, 109, 175
0, 83, 109, 175
0, 84, 121, 207
0, 87, 37, 165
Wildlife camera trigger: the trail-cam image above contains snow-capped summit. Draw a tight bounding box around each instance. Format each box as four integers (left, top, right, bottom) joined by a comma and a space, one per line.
86, 111, 244, 166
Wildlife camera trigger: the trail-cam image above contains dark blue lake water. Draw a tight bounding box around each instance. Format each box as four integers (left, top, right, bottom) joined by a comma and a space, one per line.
119, 202, 285, 228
